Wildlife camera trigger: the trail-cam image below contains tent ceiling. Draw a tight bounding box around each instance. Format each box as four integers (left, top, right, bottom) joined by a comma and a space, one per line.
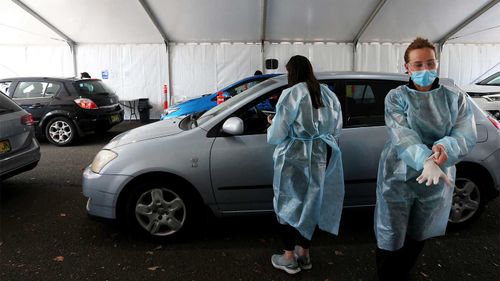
448, 3, 500, 44
0, 1, 65, 45
360, 0, 493, 43
266, 0, 380, 42
1, 0, 499, 45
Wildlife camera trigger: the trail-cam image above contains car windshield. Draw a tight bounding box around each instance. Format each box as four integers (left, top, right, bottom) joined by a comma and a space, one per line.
75, 80, 115, 95
191, 79, 278, 127
478, 72, 500, 86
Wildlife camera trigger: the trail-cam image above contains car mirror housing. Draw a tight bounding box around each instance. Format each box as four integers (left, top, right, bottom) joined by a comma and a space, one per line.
222, 117, 244, 135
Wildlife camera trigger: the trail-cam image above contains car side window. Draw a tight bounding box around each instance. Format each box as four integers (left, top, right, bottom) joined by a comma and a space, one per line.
12, 81, 59, 99
343, 80, 404, 128
44, 83, 61, 97
225, 87, 285, 135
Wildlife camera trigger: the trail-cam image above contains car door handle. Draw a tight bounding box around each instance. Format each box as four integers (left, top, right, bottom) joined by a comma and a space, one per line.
29, 103, 42, 109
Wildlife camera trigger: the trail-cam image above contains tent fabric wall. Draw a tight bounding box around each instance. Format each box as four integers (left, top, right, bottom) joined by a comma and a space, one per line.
0, 45, 73, 78
76, 44, 168, 119
169, 42, 354, 105
2, 42, 499, 118
355, 42, 409, 73
170, 43, 218, 104
440, 44, 500, 86
264, 42, 353, 73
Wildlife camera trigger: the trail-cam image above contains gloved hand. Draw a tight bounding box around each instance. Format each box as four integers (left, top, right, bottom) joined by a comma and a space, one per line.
416, 159, 452, 187
432, 144, 448, 166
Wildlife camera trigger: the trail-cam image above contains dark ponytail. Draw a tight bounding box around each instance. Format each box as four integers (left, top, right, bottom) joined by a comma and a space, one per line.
286, 55, 323, 109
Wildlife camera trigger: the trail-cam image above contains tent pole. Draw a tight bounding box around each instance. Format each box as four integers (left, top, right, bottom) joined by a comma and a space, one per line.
138, 0, 173, 106
260, 0, 268, 73
437, 0, 500, 53
69, 43, 78, 77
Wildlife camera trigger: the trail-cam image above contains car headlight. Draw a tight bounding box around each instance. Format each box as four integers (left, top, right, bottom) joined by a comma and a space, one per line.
90, 149, 118, 174
166, 107, 179, 115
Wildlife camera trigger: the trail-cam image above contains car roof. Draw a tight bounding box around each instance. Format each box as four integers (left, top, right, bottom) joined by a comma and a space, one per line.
269, 71, 455, 85
221, 73, 281, 91
0, 77, 102, 83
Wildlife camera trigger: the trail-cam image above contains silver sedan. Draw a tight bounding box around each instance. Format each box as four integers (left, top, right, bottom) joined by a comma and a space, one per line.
83, 72, 500, 241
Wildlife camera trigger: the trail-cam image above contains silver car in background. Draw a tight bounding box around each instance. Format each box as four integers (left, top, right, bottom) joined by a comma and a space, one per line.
461, 71, 500, 120
83, 72, 500, 241
0, 90, 40, 180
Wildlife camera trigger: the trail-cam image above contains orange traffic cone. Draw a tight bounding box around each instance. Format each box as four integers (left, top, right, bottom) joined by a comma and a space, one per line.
217, 91, 224, 104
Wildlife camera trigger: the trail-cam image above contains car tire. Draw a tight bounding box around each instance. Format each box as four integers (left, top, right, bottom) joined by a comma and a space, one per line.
125, 179, 199, 242
45, 117, 77, 146
448, 171, 485, 227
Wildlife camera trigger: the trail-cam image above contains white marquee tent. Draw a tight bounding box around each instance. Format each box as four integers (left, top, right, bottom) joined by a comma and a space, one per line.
1, 0, 500, 118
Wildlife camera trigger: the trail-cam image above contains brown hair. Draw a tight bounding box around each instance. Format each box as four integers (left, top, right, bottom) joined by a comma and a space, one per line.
404, 37, 436, 63
286, 55, 323, 109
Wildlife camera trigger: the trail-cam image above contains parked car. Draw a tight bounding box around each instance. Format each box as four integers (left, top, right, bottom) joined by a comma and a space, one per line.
0, 77, 124, 146
461, 71, 500, 120
161, 74, 279, 120
83, 72, 500, 241
0, 90, 40, 180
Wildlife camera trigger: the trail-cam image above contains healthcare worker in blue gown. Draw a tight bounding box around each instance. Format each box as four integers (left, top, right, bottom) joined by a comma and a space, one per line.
374, 37, 477, 281
267, 55, 344, 274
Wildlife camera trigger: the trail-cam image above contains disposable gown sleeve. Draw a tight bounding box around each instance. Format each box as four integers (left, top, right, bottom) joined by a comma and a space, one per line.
433, 93, 477, 168
385, 90, 432, 171
267, 91, 298, 145
332, 94, 343, 140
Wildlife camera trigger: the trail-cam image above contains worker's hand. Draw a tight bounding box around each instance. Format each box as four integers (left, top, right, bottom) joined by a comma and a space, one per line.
432, 144, 448, 166
416, 159, 452, 187
267, 114, 274, 125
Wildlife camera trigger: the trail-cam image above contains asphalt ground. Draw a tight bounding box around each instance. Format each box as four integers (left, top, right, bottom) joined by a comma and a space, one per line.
1, 121, 499, 281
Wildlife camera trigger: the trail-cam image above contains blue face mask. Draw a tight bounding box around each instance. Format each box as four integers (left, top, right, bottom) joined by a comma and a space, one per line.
411, 69, 437, 87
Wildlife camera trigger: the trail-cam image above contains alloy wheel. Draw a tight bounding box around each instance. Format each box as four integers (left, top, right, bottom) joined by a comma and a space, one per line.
449, 177, 481, 224
48, 120, 73, 144
135, 188, 187, 236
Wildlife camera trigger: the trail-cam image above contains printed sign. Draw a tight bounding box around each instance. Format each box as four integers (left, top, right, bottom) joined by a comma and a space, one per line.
101, 70, 109, 80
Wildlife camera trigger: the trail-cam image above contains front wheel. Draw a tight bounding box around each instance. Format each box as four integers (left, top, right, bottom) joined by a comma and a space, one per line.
448, 174, 484, 226
125, 180, 197, 241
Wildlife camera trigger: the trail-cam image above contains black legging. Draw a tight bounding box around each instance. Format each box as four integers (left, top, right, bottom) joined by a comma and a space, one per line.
376, 237, 426, 281
280, 223, 311, 251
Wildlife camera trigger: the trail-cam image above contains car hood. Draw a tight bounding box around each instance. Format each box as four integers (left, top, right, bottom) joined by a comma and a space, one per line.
461, 84, 500, 94
175, 94, 214, 107
104, 118, 184, 149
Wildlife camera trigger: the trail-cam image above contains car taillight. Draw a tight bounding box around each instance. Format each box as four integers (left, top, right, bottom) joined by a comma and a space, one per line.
487, 115, 500, 130
74, 98, 98, 109
21, 113, 34, 126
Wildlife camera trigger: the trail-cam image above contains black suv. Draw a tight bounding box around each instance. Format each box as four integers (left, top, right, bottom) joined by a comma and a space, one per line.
0, 77, 124, 146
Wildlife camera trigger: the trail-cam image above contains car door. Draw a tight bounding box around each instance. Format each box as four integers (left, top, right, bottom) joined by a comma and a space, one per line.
10, 80, 61, 125
209, 81, 339, 213
338, 79, 405, 206
209, 87, 286, 213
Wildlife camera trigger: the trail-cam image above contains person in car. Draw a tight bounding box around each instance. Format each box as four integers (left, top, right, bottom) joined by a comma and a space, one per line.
267, 55, 345, 274
374, 37, 477, 280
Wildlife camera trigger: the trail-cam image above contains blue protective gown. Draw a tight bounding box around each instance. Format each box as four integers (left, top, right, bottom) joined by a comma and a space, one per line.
267, 82, 345, 240
375, 82, 477, 251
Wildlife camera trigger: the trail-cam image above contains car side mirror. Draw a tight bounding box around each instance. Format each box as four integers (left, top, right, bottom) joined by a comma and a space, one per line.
222, 117, 244, 135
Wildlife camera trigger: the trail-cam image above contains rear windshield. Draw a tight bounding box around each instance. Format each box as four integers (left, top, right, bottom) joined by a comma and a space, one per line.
0, 91, 22, 115
75, 80, 115, 95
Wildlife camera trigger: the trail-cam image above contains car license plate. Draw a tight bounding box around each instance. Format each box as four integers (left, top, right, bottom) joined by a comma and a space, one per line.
110, 114, 121, 123
0, 139, 11, 154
